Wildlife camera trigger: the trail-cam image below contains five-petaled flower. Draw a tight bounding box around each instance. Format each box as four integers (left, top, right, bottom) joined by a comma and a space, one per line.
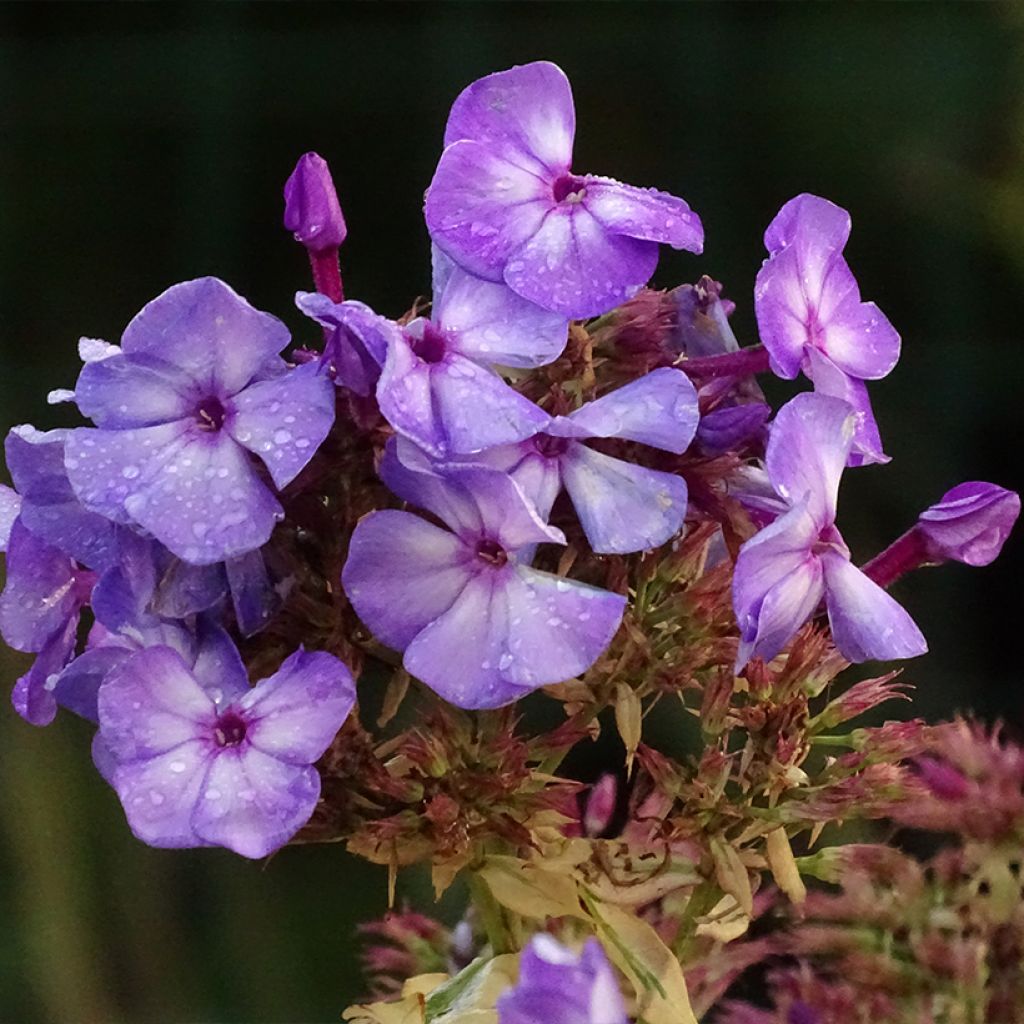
754, 193, 900, 466
98, 643, 356, 858
343, 447, 626, 709
733, 393, 927, 669
426, 61, 703, 319
64, 278, 336, 565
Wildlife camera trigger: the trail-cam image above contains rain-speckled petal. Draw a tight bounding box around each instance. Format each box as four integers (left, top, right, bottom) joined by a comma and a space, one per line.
434, 265, 569, 369
503, 204, 658, 319
227, 362, 335, 489
238, 647, 356, 764
425, 139, 551, 282
551, 368, 700, 453
443, 60, 575, 177
560, 443, 688, 554
343, 509, 472, 651
584, 176, 704, 253
120, 278, 290, 396
190, 746, 320, 859
765, 393, 856, 528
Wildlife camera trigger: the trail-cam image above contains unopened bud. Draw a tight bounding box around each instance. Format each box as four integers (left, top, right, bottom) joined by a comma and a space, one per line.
284, 152, 347, 252
917, 481, 1020, 567
583, 773, 618, 838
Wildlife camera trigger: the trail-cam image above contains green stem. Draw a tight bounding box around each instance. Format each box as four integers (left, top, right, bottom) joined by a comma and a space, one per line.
468, 873, 516, 955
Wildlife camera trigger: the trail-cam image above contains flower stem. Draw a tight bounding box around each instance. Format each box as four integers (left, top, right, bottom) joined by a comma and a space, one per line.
860, 527, 932, 588
309, 249, 344, 302
680, 344, 771, 380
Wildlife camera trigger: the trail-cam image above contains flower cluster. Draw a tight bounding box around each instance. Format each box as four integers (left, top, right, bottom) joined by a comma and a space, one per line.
2, 61, 1020, 1020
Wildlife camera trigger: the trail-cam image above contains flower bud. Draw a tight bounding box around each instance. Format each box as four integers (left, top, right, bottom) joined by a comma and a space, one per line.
917, 481, 1020, 567
283, 152, 347, 252
583, 773, 618, 838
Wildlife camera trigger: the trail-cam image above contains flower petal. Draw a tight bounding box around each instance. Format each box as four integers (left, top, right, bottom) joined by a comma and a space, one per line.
435, 266, 568, 369
805, 349, 889, 467
97, 645, 214, 762
504, 205, 658, 319
190, 746, 320, 859
443, 61, 575, 176
754, 245, 812, 380
584, 176, 703, 252
425, 140, 551, 282
404, 565, 624, 711
120, 278, 290, 395
765, 393, 856, 526
190, 621, 250, 704
11, 616, 79, 726
227, 362, 335, 489
499, 566, 625, 690
225, 551, 280, 638
0, 519, 79, 652
73, 352, 196, 428
112, 740, 214, 849
764, 193, 851, 258
551, 368, 700, 453
821, 552, 927, 662
295, 293, 391, 396
732, 500, 822, 662
820, 296, 901, 381
560, 443, 688, 554
68, 424, 282, 566
239, 648, 356, 764
735, 556, 825, 670
343, 509, 473, 651
7, 425, 119, 569
430, 354, 551, 455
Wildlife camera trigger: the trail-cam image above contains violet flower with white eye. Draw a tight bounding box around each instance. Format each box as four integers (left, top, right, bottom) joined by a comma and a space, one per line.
342, 452, 625, 709
464, 367, 699, 554
300, 248, 566, 457
64, 277, 336, 566
425, 61, 703, 319
733, 393, 926, 670
496, 934, 627, 1024
97, 643, 356, 858
754, 194, 900, 466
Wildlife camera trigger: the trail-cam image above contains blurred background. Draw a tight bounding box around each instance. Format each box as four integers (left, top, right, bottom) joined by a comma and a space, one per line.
1, 3, 1023, 1021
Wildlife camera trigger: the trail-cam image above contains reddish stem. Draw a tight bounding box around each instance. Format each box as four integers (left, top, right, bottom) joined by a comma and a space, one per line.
860, 526, 933, 588
679, 344, 771, 380
309, 249, 344, 302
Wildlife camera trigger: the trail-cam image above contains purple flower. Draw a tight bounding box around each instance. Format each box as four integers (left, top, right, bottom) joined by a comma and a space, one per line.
6, 425, 119, 570
754, 194, 900, 465
64, 278, 336, 565
342, 450, 625, 709
0, 518, 93, 725
496, 935, 627, 1024
472, 368, 699, 554
917, 481, 1020, 567
283, 152, 347, 252
295, 293, 391, 397
98, 643, 356, 858
425, 61, 703, 319
733, 393, 926, 669
300, 249, 566, 456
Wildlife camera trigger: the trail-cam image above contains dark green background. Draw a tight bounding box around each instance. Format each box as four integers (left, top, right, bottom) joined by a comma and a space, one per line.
1, 4, 1022, 1021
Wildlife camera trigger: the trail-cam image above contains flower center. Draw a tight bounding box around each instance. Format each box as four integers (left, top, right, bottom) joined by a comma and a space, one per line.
410, 323, 447, 364
213, 710, 247, 747
534, 433, 569, 458
552, 173, 587, 205
475, 538, 508, 567
812, 523, 845, 557
195, 396, 226, 432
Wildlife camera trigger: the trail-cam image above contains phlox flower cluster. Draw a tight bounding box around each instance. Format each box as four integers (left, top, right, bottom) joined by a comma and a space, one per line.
1, 60, 1020, 1022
